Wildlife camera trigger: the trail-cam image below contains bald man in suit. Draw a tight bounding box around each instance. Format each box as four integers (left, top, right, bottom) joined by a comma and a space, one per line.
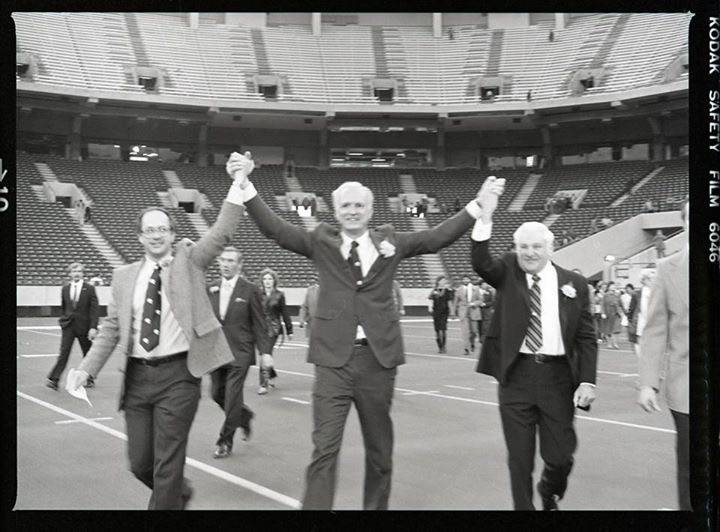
638, 199, 689, 510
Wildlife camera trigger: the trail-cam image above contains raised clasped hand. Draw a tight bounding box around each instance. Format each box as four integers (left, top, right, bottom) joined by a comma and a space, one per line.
476, 175, 506, 215
225, 151, 255, 184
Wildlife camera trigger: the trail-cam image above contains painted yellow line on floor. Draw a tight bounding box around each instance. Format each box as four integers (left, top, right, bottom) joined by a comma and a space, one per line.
18, 391, 301, 509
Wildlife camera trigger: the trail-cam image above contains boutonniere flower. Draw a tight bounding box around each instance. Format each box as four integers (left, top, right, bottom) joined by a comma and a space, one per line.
378, 239, 396, 258
209, 286, 220, 293
560, 283, 577, 298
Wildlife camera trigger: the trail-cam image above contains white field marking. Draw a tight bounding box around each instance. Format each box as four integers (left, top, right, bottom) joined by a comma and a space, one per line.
55, 417, 113, 424
444, 385, 474, 391
20, 330, 60, 338
17, 391, 301, 509
620, 373, 639, 378
20, 354, 58, 358
256, 369, 672, 433
17, 325, 62, 330
281, 397, 310, 405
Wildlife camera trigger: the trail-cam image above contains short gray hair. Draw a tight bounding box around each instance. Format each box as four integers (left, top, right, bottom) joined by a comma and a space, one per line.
331, 181, 374, 211
513, 222, 555, 251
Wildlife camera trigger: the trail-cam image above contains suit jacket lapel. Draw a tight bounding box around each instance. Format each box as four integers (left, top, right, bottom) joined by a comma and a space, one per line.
555, 265, 571, 347
121, 261, 143, 350
364, 228, 388, 282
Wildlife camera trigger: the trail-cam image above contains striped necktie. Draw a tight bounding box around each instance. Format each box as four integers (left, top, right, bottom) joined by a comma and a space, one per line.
526, 274, 543, 353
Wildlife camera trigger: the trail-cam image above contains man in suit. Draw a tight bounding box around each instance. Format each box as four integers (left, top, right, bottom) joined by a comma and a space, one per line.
453, 275, 483, 355
66, 152, 255, 510
47, 262, 99, 390
471, 176, 597, 510
299, 274, 319, 338
207, 246, 271, 459
226, 153, 486, 510
391, 279, 405, 317
638, 199, 689, 510
626, 268, 656, 357
479, 280, 495, 344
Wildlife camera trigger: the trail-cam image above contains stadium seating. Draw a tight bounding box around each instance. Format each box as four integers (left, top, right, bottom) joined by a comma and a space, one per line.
15, 13, 691, 104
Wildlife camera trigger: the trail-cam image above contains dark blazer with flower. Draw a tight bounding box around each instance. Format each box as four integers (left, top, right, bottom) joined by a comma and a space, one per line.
471, 240, 597, 387
244, 194, 475, 369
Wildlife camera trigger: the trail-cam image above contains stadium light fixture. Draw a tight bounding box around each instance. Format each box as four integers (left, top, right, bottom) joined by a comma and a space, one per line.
604, 254, 616, 262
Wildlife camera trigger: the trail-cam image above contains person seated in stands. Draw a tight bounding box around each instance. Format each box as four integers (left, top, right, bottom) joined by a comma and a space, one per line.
453, 196, 461, 213
310, 197, 317, 216
544, 197, 552, 213
589, 217, 599, 233
291, 198, 299, 211
599, 217, 613, 229
83, 204, 92, 224
642, 200, 657, 213
439, 201, 448, 215
653, 230, 666, 259
89, 274, 104, 286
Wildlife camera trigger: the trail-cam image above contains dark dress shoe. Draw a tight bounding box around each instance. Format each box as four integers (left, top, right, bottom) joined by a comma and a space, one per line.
46, 379, 58, 390
537, 482, 559, 510
213, 443, 231, 459
240, 412, 254, 441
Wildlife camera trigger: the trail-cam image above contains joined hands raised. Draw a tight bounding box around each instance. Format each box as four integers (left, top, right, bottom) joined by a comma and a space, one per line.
475, 175, 506, 221
225, 151, 255, 188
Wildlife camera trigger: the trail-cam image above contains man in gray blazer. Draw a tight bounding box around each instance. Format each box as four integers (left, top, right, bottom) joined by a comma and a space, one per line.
638, 199, 689, 510
67, 153, 255, 509
226, 153, 486, 510
453, 275, 483, 355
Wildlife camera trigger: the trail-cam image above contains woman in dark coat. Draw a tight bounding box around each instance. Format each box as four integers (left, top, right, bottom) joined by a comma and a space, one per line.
428, 275, 455, 353
257, 268, 293, 394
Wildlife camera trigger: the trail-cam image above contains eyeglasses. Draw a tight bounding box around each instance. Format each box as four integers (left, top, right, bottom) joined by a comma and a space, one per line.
141, 226, 172, 237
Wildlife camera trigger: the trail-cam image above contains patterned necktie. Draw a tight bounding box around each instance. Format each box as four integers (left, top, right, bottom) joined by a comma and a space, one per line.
140, 264, 162, 352
526, 274, 543, 353
348, 241, 363, 282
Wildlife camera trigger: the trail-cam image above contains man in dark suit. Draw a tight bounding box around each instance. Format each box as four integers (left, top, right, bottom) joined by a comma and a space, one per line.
638, 199, 689, 510
67, 152, 254, 509
47, 262, 99, 390
226, 154, 485, 510
471, 176, 597, 511
207, 246, 271, 459
299, 274, 319, 338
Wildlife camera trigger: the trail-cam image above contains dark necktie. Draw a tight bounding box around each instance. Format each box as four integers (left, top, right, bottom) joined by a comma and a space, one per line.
140, 264, 162, 352
348, 241, 363, 283
526, 274, 543, 353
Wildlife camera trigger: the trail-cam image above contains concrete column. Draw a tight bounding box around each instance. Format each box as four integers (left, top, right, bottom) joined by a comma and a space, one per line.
555, 13, 566, 30
435, 125, 446, 169
312, 13, 321, 36
66, 115, 83, 161
189, 13, 199, 29
647, 116, 665, 162
198, 124, 208, 168
319, 128, 328, 169
541, 126, 553, 167
433, 13, 442, 38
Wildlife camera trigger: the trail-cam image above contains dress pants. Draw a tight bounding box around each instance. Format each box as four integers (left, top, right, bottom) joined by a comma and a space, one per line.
211, 361, 253, 447
498, 356, 577, 510
48, 325, 92, 382
123, 356, 200, 510
460, 316, 480, 350
302, 344, 397, 510
670, 409, 690, 510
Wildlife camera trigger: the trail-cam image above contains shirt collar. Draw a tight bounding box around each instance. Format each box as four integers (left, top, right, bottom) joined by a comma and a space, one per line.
71, 279, 83, 287
144, 253, 173, 270
221, 274, 240, 289
525, 260, 554, 282
341, 230, 371, 248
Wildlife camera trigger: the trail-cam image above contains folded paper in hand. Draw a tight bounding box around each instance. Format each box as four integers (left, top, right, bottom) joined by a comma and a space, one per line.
65, 369, 93, 408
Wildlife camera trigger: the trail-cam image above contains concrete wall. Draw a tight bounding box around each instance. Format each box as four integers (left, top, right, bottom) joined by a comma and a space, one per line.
487, 13, 530, 29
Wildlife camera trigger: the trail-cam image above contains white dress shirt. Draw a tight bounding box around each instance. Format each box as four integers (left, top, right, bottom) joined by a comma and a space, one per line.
340, 230, 379, 340
69, 280, 83, 304
518, 261, 565, 356
466, 283, 474, 303
219, 274, 240, 320
636, 285, 651, 337
131, 256, 189, 358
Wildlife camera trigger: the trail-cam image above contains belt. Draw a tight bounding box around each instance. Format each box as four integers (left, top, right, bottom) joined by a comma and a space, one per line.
519, 353, 567, 364
353, 338, 369, 347
129, 351, 188, 367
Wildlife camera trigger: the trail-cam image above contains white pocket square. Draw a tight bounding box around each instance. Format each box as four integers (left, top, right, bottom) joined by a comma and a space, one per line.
235, 297, 247, 303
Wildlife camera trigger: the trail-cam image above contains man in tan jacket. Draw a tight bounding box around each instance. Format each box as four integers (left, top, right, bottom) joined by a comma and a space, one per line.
638, 199, 689, 510
67, 152, 255, 509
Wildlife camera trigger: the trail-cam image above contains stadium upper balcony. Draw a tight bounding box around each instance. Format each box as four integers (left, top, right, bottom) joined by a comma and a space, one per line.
15, 12, 690, 107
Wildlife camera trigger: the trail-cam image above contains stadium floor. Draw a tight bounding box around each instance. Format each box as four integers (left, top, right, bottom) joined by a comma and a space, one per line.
16, 317, 677, 511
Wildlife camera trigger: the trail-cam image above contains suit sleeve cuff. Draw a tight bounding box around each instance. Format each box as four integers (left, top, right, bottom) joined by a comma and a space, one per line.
226, 181, 258, 205
464, 200, 482, 219
471, 219, 493, 241
580, 382, 596, 388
